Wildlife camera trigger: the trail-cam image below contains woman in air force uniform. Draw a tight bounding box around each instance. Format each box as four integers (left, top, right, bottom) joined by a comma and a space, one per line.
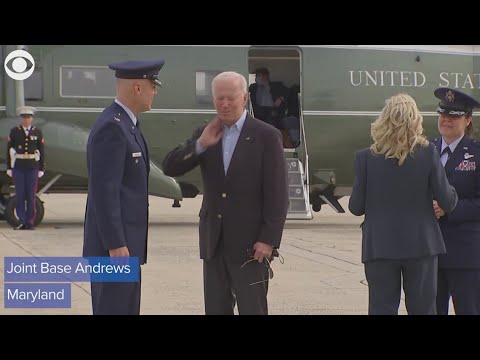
433, 87, 480, 315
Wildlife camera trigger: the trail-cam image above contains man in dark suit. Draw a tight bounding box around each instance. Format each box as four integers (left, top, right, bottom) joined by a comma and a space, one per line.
6, 106, 45, 230
432, 87, 480, 315
162, 71, 288, 315
83, 59, 164, 315
249, 67, 288, 128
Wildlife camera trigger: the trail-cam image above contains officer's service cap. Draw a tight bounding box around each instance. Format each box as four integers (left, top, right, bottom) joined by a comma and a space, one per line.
17, 106, 36, 116
434, 87, 480, 117
108, 59, 165, 87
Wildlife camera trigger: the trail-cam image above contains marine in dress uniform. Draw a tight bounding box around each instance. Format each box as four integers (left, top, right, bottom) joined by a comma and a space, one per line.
6, 106, 45, 230
82, 59, 164, 315
432, 87, 480, 315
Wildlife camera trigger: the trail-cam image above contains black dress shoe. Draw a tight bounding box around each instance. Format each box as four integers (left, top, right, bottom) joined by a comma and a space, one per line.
14, 224, 26, 230
25, 223, 35, 230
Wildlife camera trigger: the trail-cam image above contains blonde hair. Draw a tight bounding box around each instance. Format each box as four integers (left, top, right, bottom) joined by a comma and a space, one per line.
370, 93, 429, 165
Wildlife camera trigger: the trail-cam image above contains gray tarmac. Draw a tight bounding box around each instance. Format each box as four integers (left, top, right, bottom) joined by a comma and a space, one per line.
0, 194, 453, 315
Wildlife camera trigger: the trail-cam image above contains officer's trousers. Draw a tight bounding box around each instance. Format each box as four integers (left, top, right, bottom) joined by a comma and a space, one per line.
90, 267, 142, 315
437, 268, 480, 315
13, 167, 38, 226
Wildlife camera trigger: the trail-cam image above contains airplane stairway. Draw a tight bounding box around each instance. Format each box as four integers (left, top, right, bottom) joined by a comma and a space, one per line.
248, 91, 312, 220
285, 90, 312, 220
285, 151, 312, 220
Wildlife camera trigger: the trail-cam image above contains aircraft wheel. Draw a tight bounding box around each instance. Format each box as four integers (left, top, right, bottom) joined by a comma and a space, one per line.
5, 195, 45, 227
0, 194, 7, 221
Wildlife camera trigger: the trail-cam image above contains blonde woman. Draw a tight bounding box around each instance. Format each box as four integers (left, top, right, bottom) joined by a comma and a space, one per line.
349, 93, 458, 315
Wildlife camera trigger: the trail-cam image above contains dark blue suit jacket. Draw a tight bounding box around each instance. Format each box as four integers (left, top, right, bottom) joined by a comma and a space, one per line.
349, 143, 457, 263
249, 81, 289, 118
162, 115, 288, 262
433, 135, 480, 269
83, 102, 150, 264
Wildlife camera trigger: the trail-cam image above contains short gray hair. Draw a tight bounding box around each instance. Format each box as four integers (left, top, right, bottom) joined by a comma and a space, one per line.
211, 71, 247, 97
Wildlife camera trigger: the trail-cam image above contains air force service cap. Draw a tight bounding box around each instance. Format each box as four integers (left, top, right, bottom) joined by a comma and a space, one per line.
108, 59, 165, 87
16, 106, 37, 116
434, 87, 480, 117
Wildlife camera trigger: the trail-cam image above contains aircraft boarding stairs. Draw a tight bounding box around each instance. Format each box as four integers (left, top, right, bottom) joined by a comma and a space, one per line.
249, 92, 313, 220
284, 151, 312, 220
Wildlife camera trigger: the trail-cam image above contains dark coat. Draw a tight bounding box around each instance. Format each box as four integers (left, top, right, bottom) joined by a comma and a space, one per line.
433, 136, 480, 269
162, 114, 289, 262
83, 102, 150, 264
349, 143, 458, 263
249, 81, 289, 121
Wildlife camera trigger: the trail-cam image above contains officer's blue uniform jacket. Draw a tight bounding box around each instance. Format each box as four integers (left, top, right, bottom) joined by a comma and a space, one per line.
83, 102, 150, 264
433, 135, 480, 269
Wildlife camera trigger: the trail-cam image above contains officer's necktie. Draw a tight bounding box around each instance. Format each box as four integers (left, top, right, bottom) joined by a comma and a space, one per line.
441, 147, 452, 166
136, 119, 141, 130
442, 147, 452, 159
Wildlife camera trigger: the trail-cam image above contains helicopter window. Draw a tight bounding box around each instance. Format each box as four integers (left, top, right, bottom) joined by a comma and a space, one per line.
196, 70, 221, 104
25, 68, 43, 100
60, 66, 115, 98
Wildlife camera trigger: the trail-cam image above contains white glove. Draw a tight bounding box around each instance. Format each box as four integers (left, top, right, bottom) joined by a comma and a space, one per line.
38, 171, 45, 178
6, 169, 12, 177
9, 148, 16, 169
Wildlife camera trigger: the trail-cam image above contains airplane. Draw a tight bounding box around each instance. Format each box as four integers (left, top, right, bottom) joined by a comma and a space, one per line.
1, 44, 480, 226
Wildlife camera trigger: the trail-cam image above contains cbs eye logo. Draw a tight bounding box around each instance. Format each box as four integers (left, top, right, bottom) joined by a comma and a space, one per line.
4, 50, 35, 81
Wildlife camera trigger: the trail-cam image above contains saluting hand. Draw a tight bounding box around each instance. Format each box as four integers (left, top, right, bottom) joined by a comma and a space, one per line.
198, 117, 224, 149
433, 200, 446, 219
253, 242, 273, 263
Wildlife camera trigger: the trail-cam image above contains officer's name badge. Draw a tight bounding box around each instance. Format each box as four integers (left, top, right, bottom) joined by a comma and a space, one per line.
455, 160, 476, 171
132, 152, 142, 158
